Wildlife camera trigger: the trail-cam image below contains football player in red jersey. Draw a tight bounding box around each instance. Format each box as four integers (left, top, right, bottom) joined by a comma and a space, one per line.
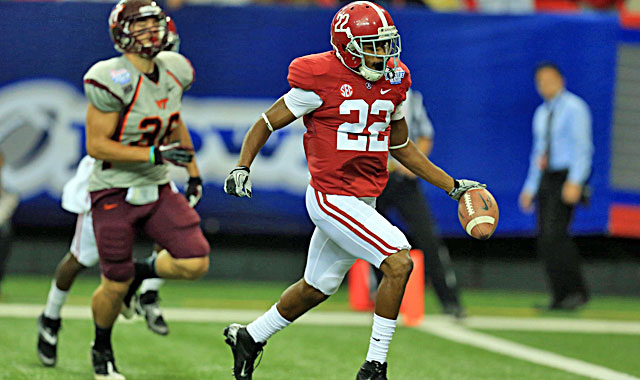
223, 2, 485, 379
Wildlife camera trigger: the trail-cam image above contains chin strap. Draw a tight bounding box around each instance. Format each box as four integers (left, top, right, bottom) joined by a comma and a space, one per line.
359, 65, 384, 82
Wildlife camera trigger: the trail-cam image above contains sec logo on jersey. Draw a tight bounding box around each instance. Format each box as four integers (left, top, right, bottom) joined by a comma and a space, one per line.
340, 84, 353, 98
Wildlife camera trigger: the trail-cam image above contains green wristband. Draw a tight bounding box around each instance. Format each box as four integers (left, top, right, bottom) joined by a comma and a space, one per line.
149, 146, 155, 164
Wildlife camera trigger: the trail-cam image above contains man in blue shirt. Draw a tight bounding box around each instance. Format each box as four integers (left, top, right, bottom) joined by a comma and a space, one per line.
519, 62, 593, 311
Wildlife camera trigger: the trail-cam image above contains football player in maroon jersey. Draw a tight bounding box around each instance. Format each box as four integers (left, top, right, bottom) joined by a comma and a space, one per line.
223, 2, 485, 379
82, 1, 209, 378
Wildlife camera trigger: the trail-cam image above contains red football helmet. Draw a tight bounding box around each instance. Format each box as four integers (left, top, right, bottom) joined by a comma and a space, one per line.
165, 17, 181, 53
109, 0, 169, 58
330, 1, 402, 82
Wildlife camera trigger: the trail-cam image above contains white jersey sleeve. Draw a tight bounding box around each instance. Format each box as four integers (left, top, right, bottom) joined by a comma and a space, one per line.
391, 101, 405, 121
83, 58, 130, 113
61, 156, 95, 214
156, 51, 195, 91
283, 87, 323, 118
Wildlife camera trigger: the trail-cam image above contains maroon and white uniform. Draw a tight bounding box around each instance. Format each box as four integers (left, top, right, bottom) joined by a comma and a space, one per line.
83, 51, 209, 281
282, 51, 412, 295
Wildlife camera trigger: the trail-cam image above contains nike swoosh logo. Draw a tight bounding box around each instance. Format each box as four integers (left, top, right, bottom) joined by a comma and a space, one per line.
372, 337, 381, 342
380, 89, 391, 94
39, 326, 57, 346
104, 203, 118, 210
479, 195, 489, 211
240, 362, 248, 377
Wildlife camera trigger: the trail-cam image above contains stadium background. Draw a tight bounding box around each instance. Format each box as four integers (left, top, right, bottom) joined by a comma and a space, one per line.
2, 3, 640, 380
1, 3, 640, 292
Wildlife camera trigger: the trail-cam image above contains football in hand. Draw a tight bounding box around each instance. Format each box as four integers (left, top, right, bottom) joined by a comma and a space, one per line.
458, 188, 499, 240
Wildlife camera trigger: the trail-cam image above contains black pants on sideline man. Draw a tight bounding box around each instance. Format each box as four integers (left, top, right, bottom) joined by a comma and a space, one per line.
377, 172, 462, 310
537, 170, 589, 306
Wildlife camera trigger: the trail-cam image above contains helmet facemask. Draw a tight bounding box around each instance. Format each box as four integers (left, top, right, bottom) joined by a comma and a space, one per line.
126, 13, 168, 58
110, 1, 169, 58
346, 26, 401, 82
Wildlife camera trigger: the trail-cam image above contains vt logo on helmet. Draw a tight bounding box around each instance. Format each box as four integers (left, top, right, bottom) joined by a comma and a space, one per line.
330, 1, 402, 82
109, 0, 169, 58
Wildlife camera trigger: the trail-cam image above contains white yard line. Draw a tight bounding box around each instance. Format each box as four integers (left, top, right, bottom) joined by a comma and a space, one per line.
419, 319, 640, 380
459, 315, 640, 335
3, 304, 640, 380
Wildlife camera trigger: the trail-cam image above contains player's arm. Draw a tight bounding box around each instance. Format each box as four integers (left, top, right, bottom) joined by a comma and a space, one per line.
237, 98, 297, 168
416, 136, 433, 157
389, 118, 485, 200
223, 98, 297, 198
169, 118, 200, 178
85, 102, 151, 162
169, 117, 203, 206
389, 117, 455, 192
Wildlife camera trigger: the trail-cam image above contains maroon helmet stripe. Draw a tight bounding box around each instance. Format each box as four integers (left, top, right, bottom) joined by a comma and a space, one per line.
84, 79, 124, 105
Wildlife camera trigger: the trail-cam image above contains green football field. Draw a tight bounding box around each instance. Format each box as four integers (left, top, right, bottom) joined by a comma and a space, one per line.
1, 275, 640, 380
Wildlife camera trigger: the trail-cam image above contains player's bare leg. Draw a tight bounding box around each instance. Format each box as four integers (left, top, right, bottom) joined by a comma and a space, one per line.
54, 253, 87, 290
276, 279, 329, 321
154, 250, 209, 280
373, 251, 413, 319
91, 276, 130, 380
122, 250, 208, 319
357, 250, 413, 380
37, 253, 88, 366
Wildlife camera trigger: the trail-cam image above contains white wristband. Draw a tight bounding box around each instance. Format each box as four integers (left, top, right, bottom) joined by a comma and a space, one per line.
389, 137, 409, 150
262, 113, 274, 132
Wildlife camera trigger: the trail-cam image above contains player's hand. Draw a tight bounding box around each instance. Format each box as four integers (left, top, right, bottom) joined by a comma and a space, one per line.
519, 191, 535, 214
185, 176, 203, 207
224, 167, 252, 198
152, 142, 194, 167
448, 179, 486, 201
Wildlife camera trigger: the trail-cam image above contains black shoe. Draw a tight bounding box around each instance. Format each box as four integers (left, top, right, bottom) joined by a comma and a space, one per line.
536, 293, 589, 312
91, 345, 125, 380
37, 314, 61, 367
223, 323, 266, 380
136, 291, 169, 336
553, 293, 589, 311
443, 303, 467, 319
356, 360, 388, 380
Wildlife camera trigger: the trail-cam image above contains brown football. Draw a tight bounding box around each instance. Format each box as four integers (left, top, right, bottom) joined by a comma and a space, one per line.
458, 188, 499, 240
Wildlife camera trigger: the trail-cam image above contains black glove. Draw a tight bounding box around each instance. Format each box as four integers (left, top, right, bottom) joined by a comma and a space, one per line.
151, 142, 193, 167
447, 179, 486, 201
223, 166, 252, 198
185, 176, 203, 207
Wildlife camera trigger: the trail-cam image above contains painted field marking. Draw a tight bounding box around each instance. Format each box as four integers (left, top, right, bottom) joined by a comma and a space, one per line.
2, 304, 639, 380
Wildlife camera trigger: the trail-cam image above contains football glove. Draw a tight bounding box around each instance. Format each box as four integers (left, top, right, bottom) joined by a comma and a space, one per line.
447, 179, 486, 201
224, 166, 252, 198
185, 176, 203, 207
151, 142, 193, 167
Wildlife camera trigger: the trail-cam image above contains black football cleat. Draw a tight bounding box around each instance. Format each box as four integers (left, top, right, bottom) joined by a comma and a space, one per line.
37, 313, 61, 367
91, 344, 125, 380
223, 323, 266, 380
136, 290, 169, 336
356, 360, 388, 380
